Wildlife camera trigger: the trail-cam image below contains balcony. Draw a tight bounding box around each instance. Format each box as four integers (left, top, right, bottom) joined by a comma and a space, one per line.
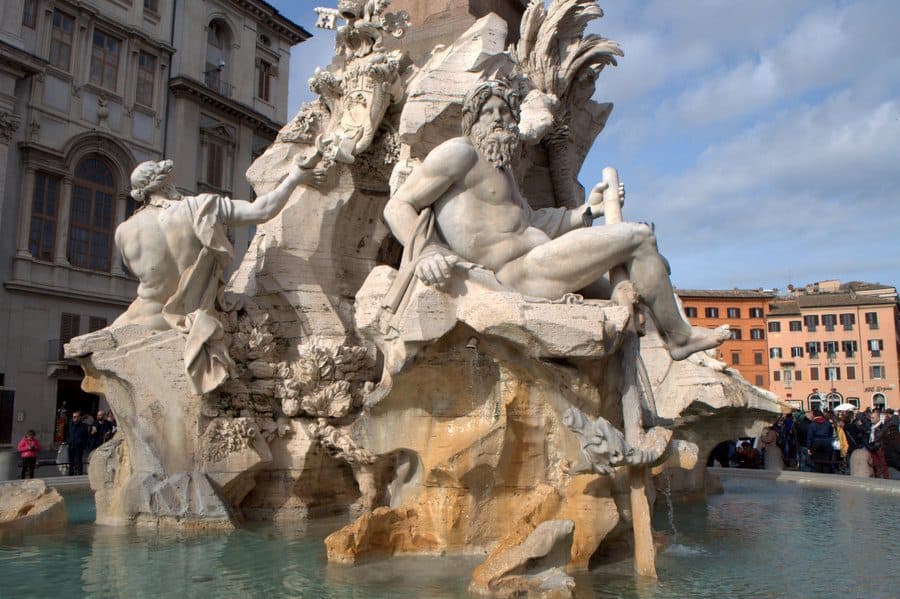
204, 72, 234, 98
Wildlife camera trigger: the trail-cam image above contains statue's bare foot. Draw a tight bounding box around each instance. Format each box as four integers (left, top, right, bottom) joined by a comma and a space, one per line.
667, 325, 730, 361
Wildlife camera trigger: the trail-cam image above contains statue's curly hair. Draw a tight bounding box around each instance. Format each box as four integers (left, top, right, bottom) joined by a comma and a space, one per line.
129, 159, 174, 202
460, 80, 521, 136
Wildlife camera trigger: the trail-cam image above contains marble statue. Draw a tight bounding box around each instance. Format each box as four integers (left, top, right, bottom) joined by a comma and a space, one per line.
383, 79, 729, 361
112, 156, 321, 393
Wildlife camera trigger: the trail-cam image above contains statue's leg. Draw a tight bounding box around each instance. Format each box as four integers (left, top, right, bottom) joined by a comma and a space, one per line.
496, 223, 728, 360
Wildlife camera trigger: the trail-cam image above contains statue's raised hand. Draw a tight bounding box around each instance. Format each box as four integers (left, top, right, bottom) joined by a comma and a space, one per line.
415, 251, 459, 288
288, 152, 326, 188
586, 180, 625, 219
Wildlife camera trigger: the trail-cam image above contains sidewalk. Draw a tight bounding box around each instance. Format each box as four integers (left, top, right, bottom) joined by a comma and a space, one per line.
709, 466, 900, 495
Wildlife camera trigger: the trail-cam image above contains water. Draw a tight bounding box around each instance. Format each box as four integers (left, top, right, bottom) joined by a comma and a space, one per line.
1, 479, 896, 598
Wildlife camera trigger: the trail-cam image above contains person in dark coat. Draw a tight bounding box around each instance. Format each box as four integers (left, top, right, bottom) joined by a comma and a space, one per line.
66, 411, 89, 475
806, 408, 835, 473
794, 411, 813, 471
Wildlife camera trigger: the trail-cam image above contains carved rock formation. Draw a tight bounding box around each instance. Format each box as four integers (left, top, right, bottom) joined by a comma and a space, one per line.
0, 479, 68, 537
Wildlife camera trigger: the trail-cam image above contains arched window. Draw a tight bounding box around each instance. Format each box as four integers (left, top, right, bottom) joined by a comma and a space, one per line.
807, 392, 823, 411
205, 19, 231, 96
68, 156, 116, 271
872, 393, 886, 409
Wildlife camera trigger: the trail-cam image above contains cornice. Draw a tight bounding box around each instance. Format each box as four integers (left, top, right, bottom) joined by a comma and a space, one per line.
227, 0, 311, 44
169, 76, 283, 136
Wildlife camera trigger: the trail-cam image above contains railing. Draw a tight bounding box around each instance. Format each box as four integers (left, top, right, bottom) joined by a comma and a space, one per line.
204, 72, 234, 98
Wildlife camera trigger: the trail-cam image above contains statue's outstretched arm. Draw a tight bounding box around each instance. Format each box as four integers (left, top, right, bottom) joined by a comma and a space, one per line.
228, 156, 321, 226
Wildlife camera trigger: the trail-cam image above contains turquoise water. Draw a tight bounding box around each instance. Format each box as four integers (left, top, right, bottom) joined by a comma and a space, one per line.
1, 479, 896, 598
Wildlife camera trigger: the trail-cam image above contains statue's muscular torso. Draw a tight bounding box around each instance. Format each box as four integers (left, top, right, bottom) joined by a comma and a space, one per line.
430, 138, 551, 272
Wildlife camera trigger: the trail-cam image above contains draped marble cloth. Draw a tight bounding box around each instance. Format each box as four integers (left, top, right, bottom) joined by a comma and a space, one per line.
382, 195, 570, 314
161, 194, 237, 394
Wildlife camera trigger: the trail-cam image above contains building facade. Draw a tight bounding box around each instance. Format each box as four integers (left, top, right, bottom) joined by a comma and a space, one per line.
0, 0, 306, 447
677, 289, 776, 388
766, 287, 900, 412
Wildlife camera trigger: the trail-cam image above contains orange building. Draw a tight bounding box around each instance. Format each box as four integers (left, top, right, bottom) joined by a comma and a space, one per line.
765, 286, 900, 411
677, 289, 777, 388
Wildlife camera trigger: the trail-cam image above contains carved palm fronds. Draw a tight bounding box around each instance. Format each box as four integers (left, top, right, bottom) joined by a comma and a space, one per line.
514, 0, 622, 98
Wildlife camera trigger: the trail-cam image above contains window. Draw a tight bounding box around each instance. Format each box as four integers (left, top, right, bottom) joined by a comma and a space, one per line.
731, 352, 740, 365
68, 157, 116, 271
847, 397, 860, 408
846, 366, 856, 380
868, 339, 884, 357
806, 341, 821, 358
754, 352, 763, 365
205, 20, 230, 96
705, 307, 719, 318
770, 347, 782, 359
684, 307, 697, 318
865, 312, 878, 329
789, 320, 802, 332
144, 0, 160, 12
773, 371, 780, 382
206, 140, 226, 188
791, 346, 804, 358
782, 369, 793, 387
870, 365, 885, 380
50, 10, 75, 70
749, 308, 763, 318
825, 366, 841, 381
22, 0, 37, 29
804, 314, 819, 332
822, 314, 837, 331
88, 317, 108, 332
257, 59, 273, 102
823, 341, 838, 356
842, 340, 857, 358
90, 30, 121, 90
840, 313, 855, 331
873, 393, 886, 407
59, 313, 80, 360
795, 370, 803, 382
768, 321, 781, 333
754, 375, 764, 386
727, 307, 741, 318
28, 173, 60, 261
730, 328, 742, 340
810, 367, 819, 381
136, 52, 157, 107
750, 328, 764, 340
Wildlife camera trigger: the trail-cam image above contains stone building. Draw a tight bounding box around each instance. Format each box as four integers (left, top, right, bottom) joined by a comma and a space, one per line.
677, 289, 777, 389
766, 282, 900, 411
0, 0, 307, 447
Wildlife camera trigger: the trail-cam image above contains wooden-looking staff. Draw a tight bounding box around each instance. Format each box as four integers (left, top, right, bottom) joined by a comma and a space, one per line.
600, 166, 658, 579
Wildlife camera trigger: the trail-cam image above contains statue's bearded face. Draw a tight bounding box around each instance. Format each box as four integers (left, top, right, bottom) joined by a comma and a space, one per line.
469, 95, 520, 169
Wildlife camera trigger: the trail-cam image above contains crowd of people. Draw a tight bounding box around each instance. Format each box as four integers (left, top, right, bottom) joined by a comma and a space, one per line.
708, 406, 900, 478
15, 409, 117, 478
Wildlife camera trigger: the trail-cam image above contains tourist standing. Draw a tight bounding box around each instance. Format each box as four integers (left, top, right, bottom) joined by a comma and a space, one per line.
867, 409, 889, 479
16, 430, 40, 479
103, 412, 117, 442
66, 411, 89, 476
782, 413, 795, 464
795, 410, 813, 471
806, 409, 834, 473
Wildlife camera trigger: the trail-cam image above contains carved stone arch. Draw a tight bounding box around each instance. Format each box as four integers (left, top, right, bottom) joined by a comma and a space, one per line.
206, 12, 239, 49
62, 132, 136, 197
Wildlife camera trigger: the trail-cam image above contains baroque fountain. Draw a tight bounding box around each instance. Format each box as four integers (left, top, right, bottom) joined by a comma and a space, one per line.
3, 2, 801, 597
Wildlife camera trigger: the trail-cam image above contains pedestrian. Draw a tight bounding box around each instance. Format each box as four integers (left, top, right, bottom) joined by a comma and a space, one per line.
90, 410, 108, 451
66, 411, 89, 475
103, 412, 117, 442
782, 412, 795, 464
17, 430, 41, 479
795, 410, 813, 471
867, 409, 889, 479
806, 408, 835, 473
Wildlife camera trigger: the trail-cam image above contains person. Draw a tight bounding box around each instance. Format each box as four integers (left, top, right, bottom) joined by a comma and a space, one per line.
806, 408, 835, 473
835, 416, 850, 473
734, 441, 762, 469
845, 411, 868, 454
707, 440, 733, 468
781, 412, 795, 464
112, 156, 322, 393
66, 411, 89, 475
17, 430, 41, 479
758, 424, 779, 463
382, 79, 730, 362
91, 410, 112, 450
867, 409, 889, 479
794, 410, 813, 471
103, 411, 117, 443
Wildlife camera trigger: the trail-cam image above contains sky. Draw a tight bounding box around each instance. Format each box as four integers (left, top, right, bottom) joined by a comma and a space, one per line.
271, 0, 900, 292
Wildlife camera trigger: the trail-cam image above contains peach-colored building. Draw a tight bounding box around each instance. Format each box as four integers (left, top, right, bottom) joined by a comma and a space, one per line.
766, 286, 900, 411
677, 289, 776, 388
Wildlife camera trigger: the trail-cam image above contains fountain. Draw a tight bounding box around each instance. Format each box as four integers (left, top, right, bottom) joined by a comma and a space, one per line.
12, 2, 888, 598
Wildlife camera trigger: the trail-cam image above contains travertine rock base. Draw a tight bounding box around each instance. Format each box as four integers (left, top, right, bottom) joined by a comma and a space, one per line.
0, 479, 67, 537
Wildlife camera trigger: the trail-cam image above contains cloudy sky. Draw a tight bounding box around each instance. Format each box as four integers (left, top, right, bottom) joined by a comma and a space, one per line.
272, 1, 900, 291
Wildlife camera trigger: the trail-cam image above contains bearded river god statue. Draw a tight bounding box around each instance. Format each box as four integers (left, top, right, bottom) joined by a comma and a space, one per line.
62, 1, 784, 595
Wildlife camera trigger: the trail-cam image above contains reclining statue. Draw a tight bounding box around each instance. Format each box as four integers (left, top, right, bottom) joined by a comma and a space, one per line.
383, 80, 728, 360
111, 156, 321, 393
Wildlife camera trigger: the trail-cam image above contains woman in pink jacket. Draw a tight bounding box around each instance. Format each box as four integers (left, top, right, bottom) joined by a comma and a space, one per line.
17, 430, 40, 479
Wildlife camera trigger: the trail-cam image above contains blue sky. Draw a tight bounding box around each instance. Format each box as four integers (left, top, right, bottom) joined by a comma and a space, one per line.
272, 1, 900, 291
